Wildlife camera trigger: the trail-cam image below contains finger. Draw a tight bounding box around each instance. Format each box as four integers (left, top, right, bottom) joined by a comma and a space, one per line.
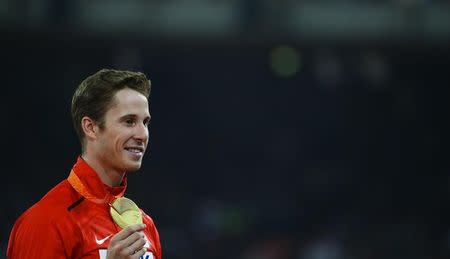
122, 236, 146, 257
120, 231, 145, 250
110, 224, 146, 242
131, 247, 147, 259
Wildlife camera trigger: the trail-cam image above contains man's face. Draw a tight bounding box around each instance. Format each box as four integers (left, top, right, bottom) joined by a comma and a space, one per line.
94, 88, 150, 173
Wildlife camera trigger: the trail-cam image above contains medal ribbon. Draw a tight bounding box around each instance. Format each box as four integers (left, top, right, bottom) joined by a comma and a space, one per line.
67, 170, 125, 205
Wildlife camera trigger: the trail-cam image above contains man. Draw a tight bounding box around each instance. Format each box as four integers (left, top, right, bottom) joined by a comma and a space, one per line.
7, 69, 162, 259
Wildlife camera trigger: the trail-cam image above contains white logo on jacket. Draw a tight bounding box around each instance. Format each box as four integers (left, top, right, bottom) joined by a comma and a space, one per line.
95, 234, 112, 245
99, 250, 153, 259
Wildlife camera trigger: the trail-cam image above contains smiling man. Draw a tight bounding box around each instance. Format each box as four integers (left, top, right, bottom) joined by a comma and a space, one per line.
7, 69, 162, 259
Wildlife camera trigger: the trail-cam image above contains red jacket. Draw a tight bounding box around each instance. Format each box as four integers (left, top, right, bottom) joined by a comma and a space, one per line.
7, 157, 162, 259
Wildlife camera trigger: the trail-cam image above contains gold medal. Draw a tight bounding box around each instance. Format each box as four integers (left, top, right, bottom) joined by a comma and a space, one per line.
110, 197, 143, 229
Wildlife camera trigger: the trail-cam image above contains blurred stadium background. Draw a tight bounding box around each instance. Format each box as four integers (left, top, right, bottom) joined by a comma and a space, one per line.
1, 0, 450, 258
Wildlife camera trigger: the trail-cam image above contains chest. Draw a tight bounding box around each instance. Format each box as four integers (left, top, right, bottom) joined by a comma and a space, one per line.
71, 203, 157, 258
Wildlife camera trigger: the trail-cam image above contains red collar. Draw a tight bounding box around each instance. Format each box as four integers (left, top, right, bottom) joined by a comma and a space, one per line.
69, 156, 127, 204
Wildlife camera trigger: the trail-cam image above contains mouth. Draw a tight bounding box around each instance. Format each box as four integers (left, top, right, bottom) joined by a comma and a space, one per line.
124, 146, 145, 158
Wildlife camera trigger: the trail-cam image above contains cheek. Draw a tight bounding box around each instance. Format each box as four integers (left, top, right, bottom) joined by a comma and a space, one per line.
113, 132, 130, 147
101, 132, 121, 152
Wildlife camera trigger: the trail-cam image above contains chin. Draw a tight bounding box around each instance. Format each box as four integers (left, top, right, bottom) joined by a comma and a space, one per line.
124, 162, 142, 172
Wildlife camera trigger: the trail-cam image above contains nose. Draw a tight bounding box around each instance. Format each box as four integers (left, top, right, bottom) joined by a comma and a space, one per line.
134, 122, 149, 143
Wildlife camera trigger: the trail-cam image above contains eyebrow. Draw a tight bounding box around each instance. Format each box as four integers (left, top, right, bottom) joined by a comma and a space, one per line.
119, 114, 151, 121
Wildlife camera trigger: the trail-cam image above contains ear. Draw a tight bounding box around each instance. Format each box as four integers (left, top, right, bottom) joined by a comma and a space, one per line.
81, 116, 99, 140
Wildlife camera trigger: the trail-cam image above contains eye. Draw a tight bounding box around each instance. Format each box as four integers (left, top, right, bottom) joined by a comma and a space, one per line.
144, 119, 151, 127
125, 119, 136, 126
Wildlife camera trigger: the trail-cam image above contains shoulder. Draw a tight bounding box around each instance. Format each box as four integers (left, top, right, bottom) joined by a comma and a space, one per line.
141, 209, 162, 258
10, 179, 82, 238
141, 209, 159, 228
35, 180, 82, 217
7, 180, 84, 257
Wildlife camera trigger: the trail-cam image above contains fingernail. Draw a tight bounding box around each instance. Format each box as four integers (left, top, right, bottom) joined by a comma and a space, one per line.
141, 224, 146, 228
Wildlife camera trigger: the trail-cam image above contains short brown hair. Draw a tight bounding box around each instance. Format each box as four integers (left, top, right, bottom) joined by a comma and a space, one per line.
71, 68, 151, 152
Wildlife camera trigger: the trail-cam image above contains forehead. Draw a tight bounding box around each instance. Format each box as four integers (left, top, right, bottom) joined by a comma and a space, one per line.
107, 88, 150, 116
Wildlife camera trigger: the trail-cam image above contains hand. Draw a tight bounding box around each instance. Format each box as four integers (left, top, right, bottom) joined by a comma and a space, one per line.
106, 224, 147, 259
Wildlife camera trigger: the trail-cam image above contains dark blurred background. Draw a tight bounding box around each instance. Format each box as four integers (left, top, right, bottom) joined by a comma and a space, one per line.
1, 0, 450, 258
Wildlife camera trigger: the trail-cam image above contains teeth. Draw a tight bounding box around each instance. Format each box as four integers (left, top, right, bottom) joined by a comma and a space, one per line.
126, 148, 142, 153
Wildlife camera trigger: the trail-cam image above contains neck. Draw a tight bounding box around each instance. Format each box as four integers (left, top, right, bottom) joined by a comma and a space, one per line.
81, 154, 125, 187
